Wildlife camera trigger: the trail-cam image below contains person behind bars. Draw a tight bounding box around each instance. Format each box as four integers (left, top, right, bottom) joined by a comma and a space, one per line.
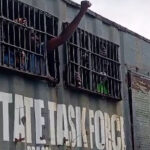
5, 1, 91, 86
11, 1, 91, 79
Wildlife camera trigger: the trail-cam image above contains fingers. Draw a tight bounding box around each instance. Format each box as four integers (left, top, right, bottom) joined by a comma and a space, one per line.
14, 18, 27, 26
81, 1, 92, 8
87, 1, 92, 7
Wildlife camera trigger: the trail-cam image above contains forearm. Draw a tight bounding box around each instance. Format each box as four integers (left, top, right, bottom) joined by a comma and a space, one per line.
59, 9, 87, 42
48, 1, 91, 51
48, 9, 87, 51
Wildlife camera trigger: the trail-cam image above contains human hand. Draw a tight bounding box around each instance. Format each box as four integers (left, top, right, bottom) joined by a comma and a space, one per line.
81, 1, 91, 11
15, 18, 27, 26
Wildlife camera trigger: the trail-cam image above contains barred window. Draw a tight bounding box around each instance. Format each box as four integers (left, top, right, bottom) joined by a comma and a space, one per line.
65, 28, 121, 100
0, 0, 59, 83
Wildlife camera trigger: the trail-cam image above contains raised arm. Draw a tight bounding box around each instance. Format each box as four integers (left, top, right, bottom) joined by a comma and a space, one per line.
47, 1, 91, 51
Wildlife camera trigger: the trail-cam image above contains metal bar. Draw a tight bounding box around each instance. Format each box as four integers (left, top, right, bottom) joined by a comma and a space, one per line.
0, 22, 2, 65
6, 0, 9, 18
43, 11, 46, 32
18, 26, 21, 48
114, 45, 117, 61
22, 28, 25, 49
96, 37, 99, 54
116, 64, 118, 79
70, 63, 73, 84
40, 11, 43, 31
44, 13, 49, 77
39, 56, 42, 75
4, 22, 8, 43
28, 6, 31, 27
33, 8, 35, 28
76, 29, 80, 78
14, 47, 16, 68
112, 80, 115, 97
8, 46, 10, 66
2, 45, 4, 65
54, 48, 57, 78
54, 17, 58, 36
19, 2, 22, 18
70, 56, 121, 82
113, 43, 115, 60
24, 5, 28, 26
52, 15, 54, 35
8, 0, 12, 20
68, 62, 71, 84
35, 9, 39, 30
0, 42, 2, 65
111, 43, 114, 60
80, 67, 83, 87
113, 80, 117, 98
89, 34, 92, 90
23, 3, 25, 18
116, 45, 119, 62
29, 30, 32, 51
65, 26, 121, 98
8, 22, 10, 44
18, 49, 21, 69
30, 7, 34, 28
0, 0, 2, 16
0, 16, 47, 34
68, 42, 120, 64
17, 0, 19, 18
39, 10, 41, 31
39, 33, 42, 54
117, 82, 120, 98
0, 41, 43, 57
109, 79, 112, 97
110, 79, 113, 97
0, 16, 57, 37
0, 0, 58, 82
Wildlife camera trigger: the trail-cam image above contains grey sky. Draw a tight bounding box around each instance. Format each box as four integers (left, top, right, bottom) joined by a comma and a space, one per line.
72, 0, 150, 39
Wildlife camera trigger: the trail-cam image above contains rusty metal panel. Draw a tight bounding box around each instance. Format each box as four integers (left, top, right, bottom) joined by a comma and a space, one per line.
130, 72, 150, 150
123, 32, 150, 74
0, 0, 135, 149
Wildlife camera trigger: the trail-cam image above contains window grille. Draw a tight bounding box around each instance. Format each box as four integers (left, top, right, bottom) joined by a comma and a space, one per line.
0, 0, 59, 83
65, 27, 121, 100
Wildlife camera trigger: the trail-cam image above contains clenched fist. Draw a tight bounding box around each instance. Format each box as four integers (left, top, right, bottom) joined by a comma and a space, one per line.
81, 1, 91, 12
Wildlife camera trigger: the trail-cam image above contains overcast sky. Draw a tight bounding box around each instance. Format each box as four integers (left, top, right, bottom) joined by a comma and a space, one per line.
72, 0, 150, 39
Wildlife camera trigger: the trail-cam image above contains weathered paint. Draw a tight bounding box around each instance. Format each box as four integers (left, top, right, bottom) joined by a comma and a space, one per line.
0, 91, 126, 150
129, 72, 150, 150
1, 0, 150, 149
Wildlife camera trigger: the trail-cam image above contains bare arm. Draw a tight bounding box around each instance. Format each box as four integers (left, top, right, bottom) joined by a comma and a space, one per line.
48, 1, 91, 51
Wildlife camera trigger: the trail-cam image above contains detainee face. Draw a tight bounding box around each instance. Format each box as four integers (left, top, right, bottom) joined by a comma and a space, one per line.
22, 18, 27, 26
31, 33, 40, 50
15, 18, 27, 26
101, 72, 107, 83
